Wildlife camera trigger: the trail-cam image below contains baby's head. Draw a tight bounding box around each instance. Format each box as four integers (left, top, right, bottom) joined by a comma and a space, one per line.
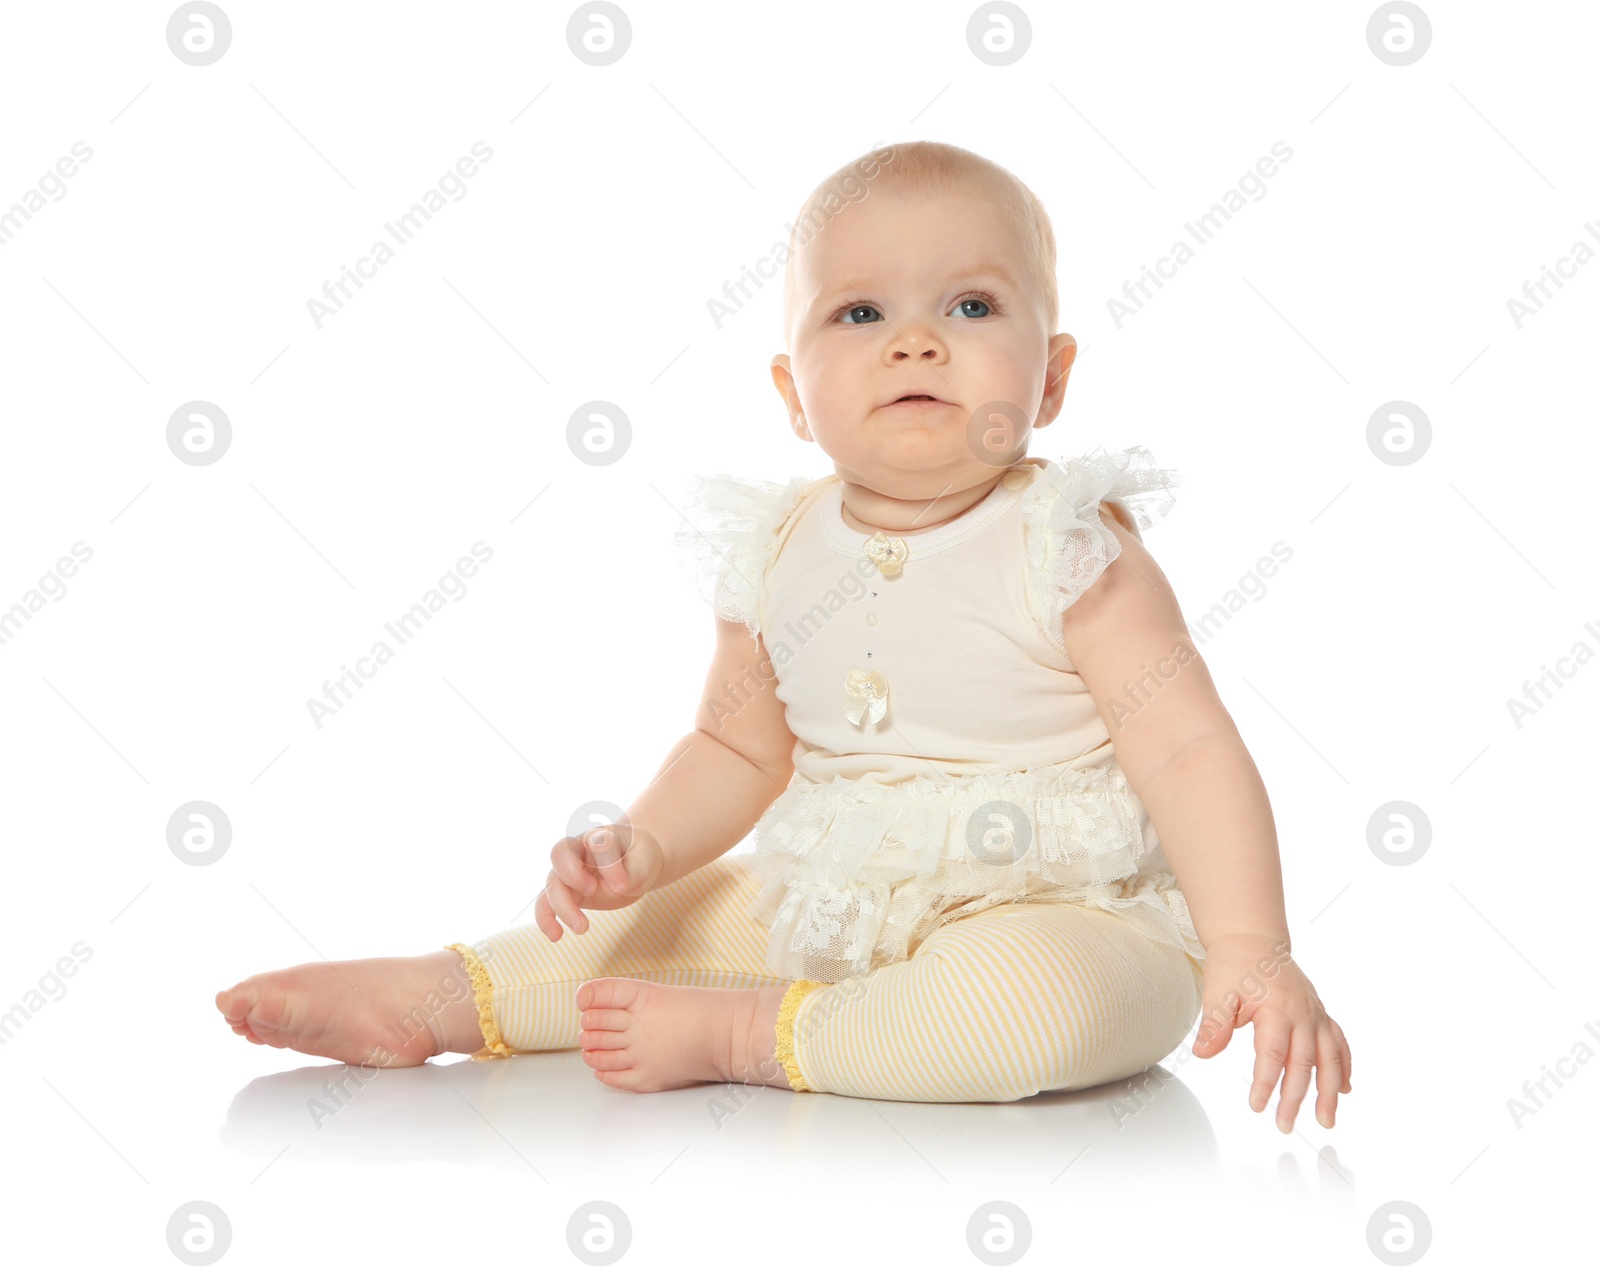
772, 141, 1077, 501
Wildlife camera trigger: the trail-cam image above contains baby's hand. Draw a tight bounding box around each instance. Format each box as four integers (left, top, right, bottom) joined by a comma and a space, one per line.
534, 822, 663, 942
1190, 934, 1352, 1132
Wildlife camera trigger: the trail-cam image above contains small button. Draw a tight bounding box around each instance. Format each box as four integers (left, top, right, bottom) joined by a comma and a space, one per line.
1001, 468, 1031, 491
866, 613, 877, 626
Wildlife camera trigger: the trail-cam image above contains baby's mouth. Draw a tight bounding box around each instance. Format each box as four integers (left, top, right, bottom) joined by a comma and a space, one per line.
884, 393, 953, 406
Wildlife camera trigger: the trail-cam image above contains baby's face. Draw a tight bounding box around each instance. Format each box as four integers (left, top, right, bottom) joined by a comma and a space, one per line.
772, 188, 1074, 500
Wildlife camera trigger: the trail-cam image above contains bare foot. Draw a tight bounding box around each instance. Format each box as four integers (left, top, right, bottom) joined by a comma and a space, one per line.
215, 950, 485, 1067
576, 979, 792, 1093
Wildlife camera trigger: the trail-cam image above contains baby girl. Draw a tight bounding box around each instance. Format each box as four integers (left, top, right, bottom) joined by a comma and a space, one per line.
217, 140, 1351, 1127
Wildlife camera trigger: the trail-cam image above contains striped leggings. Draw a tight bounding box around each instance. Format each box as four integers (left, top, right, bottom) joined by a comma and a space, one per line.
446, 853, 1205, 1103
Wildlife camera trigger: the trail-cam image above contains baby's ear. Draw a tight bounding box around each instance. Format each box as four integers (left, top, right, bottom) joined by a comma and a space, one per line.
1037, 333, 1078, 425
770, 356, 810, 439
769, 355, 794, 406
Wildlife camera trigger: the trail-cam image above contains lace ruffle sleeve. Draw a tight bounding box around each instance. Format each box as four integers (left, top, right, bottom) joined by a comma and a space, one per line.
672, 471, 815, 639
1020, 445, 1181, 658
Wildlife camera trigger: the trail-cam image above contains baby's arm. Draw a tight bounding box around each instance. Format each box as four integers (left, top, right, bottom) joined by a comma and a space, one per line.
1060, 502, 1286, 948
618, 613, 796, 892
1061, 502, 1351, 1131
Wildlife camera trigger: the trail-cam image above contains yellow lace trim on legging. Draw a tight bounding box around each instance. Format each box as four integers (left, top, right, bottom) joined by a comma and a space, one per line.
445, 943, 512, 1060
774, 979, 827, 1092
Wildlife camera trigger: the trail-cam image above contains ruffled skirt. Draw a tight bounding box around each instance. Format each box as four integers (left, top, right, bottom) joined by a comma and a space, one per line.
744, 761, 1204, 983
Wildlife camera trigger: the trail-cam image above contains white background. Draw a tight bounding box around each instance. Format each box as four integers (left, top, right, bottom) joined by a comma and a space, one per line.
1, 1, 1595, 1265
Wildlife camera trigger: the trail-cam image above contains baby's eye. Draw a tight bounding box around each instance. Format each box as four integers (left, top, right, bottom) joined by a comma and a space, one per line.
832, 292, 1002, 324
837, 303, 882, 325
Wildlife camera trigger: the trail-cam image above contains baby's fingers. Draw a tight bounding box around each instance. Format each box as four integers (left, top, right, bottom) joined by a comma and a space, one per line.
539, 875, 588, 939
584, 826, 631, 892
1247, 1015, 1290, 1119
551, 838, 598, 897
1270, 1025, 1319, 1134
1313, 1023, 1345, 1128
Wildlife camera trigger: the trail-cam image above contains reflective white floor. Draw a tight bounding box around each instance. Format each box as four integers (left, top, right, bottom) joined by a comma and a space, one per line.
219, 1047, 1239, 1185
8, 926, 1588, 1268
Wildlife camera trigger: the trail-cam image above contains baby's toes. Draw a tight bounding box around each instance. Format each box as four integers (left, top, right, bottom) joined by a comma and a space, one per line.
576, 977, 644, 1013
216, 986, 275, 1045
233, 985, 290, 1043
215, 984, 253, 1024
582, 1046, 634, 1072
579, 1024, 630, 1050
581, 1004, 636, 1035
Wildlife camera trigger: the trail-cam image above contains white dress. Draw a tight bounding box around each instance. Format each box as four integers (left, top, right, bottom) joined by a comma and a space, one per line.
674, 445, 1204, 984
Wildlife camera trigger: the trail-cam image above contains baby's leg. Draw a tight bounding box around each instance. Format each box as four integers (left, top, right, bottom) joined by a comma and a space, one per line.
215, 949, 486, 1068
457, 854, 796, 1090
775, 901, 1204, 1103
216, 854, 790, 1082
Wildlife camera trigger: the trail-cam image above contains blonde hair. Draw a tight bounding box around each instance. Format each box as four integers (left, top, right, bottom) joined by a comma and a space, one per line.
780, 140, 1059, 346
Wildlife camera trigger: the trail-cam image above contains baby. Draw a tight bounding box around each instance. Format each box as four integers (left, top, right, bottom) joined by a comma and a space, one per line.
217, 141, 1351, 1126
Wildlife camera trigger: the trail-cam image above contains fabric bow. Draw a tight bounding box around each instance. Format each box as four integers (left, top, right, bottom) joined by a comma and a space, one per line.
843, 668, 889, 726
864, 531, 908, 577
